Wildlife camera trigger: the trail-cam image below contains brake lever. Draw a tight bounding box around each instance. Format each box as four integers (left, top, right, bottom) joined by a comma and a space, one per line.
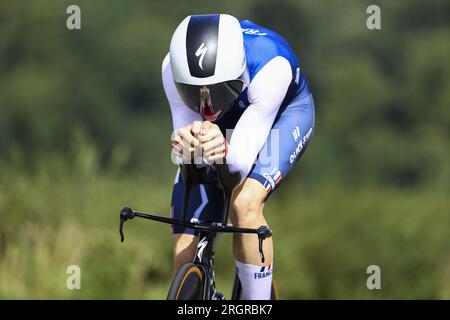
256, 226, 273, 263
258, 237, 265, 263
119, 207, 135, 242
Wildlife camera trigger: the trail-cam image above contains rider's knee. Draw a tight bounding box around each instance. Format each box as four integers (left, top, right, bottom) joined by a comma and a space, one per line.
231, 186, 264, 227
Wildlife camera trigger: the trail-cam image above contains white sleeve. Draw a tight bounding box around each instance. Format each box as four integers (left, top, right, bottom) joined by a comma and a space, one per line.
226, 56, 292, 182
162, 53, 202, 131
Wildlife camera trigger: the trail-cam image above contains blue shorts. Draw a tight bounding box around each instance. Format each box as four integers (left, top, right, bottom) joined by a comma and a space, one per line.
170, 93, 315, 235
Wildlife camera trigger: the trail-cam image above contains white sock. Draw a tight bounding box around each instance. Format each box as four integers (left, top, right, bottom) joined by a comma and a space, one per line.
235, 260, 273, 300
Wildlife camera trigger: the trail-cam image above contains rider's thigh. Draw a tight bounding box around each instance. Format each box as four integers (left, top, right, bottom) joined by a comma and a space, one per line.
247, 93, 315, 196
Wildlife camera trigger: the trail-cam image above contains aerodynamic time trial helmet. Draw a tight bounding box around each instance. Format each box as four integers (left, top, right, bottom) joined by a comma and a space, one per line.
169, 14, 246, 121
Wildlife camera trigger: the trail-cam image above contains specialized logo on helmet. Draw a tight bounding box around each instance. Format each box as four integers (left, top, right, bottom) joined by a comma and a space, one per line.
195, 42, 208, 70
185, 15, 219, 78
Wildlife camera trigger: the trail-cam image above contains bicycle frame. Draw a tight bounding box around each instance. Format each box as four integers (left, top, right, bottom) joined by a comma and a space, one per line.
119, 163, 272, 300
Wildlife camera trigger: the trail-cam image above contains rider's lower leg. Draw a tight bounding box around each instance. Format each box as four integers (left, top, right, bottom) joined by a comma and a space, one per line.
229, 178, 273, 300
172, 233, 197, 276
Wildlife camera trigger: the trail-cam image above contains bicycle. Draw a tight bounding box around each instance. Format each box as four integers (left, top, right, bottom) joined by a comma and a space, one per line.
119, 163, 278, 300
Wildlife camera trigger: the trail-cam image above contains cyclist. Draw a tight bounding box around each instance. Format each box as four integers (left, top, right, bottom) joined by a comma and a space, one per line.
162, 14, 315, 300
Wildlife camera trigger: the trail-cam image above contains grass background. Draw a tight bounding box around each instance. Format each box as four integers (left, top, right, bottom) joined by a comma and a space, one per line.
1, 139, 448, 299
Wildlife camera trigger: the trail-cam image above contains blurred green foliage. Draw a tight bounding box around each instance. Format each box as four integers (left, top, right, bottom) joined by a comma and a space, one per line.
0, 0, 449, 299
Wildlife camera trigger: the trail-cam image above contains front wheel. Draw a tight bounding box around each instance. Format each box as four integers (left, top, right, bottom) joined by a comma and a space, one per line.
167, 263, 205, 300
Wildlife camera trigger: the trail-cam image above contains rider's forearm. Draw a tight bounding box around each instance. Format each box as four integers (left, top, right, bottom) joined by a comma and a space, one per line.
226, 57, 292, 182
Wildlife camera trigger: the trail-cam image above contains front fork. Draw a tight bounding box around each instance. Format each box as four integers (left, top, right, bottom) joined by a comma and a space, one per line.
194, 231, 219, 300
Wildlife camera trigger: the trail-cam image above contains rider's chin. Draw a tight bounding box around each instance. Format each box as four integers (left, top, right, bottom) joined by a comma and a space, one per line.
201, 110, 222, 122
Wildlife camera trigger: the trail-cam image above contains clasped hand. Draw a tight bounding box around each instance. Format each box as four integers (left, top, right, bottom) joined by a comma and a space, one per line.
171, 121, 227, 164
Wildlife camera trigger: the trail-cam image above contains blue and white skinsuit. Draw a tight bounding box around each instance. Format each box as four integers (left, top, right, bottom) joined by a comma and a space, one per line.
162, 20, 315, 234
